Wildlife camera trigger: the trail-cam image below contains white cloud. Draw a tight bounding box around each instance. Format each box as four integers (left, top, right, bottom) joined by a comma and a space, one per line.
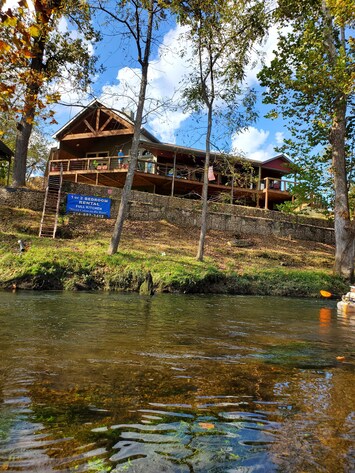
232, 126, 283, 161
243, 25, 280, 87
232, 127, 269, 152
98, 24, 192, 143
149, 111, 188, 143
101, 67, 142, 112
275, 131, 284, 145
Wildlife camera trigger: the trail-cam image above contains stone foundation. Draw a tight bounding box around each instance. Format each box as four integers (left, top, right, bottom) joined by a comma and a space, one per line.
0, 183, 335, 244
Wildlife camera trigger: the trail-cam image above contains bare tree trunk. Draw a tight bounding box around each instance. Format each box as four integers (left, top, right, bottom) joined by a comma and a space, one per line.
197, 103, 212, 261
331, 99, 354, 280
108, 2, 154, 255
108, 65, 148, 255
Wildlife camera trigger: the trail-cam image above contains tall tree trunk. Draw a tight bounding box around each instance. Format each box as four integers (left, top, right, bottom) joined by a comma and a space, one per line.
108, 2, 154, 255
108, 63, 149, 255
321, 2, 354, 280
12, 115, 34, 187
331, 99, 354, 280
196, 103, 212, 261
12, 33, 45, 188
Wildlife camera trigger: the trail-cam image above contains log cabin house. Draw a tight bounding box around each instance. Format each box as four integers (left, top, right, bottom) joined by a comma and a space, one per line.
48, 99, 294, 209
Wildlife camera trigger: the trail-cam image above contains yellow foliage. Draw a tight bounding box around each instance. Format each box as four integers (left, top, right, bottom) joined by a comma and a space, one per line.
2, 16, 17, 27
0, 40, 11, 53
326, 0, 355, 26
28, 25, 41, 38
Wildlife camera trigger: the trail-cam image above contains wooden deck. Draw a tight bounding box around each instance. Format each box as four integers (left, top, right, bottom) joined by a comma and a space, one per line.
48, 156, 293, 209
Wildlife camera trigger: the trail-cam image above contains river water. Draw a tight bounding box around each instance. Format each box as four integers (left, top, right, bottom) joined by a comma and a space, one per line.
0, 292, 354, 472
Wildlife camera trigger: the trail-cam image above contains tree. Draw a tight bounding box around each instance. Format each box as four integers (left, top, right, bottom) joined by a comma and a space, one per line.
215, 152, 257, 205
0, 0, 98, 187
98, 0, 169, 256
0, 111, 49, 184
173, 0, 267, 261
258, 0, 355, 280
275, 138, 333, 213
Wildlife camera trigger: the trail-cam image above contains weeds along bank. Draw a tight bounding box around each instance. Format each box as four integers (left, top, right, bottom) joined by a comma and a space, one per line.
0, 205, 347, 297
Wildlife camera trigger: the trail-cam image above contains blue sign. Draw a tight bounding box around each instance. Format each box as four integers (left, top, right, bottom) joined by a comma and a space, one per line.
66, 194, 111, 218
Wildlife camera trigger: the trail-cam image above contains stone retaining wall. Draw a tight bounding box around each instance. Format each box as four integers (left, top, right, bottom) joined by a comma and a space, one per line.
0, 183, 335, 244
0, 186, 44, 211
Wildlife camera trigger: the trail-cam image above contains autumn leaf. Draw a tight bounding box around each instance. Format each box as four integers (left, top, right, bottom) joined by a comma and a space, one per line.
198, 422, 215, 429
0, 40, 11, 53
0, 84, 16, 94
2, 16, 17, 27
22, 48, 34, 58
28, 25, 41, 37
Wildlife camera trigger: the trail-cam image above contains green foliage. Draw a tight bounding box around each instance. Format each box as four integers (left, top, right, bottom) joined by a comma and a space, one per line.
176, 1, 267, 140
0, 112, 50, 182
258, 0, 355, 279
214, 152, 256, 189
87, 458, 112, 472
258, 0, 355, 208
226, 269, 347, 298
349, 185, 355, 216
0, 161, 8, 185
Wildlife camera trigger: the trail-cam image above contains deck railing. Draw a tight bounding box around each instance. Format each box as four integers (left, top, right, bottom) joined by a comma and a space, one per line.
49, 156, 293, 193
49, 156, 206, 181
261, 177, 293, 192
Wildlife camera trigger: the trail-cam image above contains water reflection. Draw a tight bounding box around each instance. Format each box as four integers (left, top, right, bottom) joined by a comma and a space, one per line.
0, 293, 354, 472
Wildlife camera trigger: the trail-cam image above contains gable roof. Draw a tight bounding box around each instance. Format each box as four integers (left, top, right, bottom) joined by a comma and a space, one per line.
0, 140, 13, 161
261, 154, 292, 173
54, 99, 160, 143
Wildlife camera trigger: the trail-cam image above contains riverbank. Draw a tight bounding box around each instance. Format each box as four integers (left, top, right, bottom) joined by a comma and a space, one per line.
0, 206, 347, 296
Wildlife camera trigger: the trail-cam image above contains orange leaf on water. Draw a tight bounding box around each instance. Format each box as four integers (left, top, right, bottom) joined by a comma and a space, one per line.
198, 422, 215, 429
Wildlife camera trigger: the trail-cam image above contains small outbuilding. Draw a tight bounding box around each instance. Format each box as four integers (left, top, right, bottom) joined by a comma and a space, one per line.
0, 140, 13, 186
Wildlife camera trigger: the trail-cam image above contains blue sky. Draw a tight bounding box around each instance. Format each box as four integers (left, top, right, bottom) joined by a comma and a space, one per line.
5, 1, 288, 161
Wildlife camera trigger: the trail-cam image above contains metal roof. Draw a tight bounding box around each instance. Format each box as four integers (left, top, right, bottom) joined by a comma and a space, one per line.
139, 141, 291, 172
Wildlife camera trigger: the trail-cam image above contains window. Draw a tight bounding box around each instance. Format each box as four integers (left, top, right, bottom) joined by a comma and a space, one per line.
86, 151, 109, 158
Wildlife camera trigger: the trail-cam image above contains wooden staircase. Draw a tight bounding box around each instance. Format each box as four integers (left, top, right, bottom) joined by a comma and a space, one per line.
39, 167, 63, 238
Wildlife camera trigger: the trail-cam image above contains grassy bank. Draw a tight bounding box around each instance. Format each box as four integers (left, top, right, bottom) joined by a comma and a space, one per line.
0, 206, 348, 297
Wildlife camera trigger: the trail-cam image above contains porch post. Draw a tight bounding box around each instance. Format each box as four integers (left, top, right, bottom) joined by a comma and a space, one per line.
264, 177, 269, 210
257, 166, 262, 190
171, 150, 177, 197
256, 165, 262, 208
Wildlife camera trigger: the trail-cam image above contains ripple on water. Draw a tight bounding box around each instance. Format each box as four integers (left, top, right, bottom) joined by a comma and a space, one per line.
101, 403, 278, 473
0, 388, 109, 473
